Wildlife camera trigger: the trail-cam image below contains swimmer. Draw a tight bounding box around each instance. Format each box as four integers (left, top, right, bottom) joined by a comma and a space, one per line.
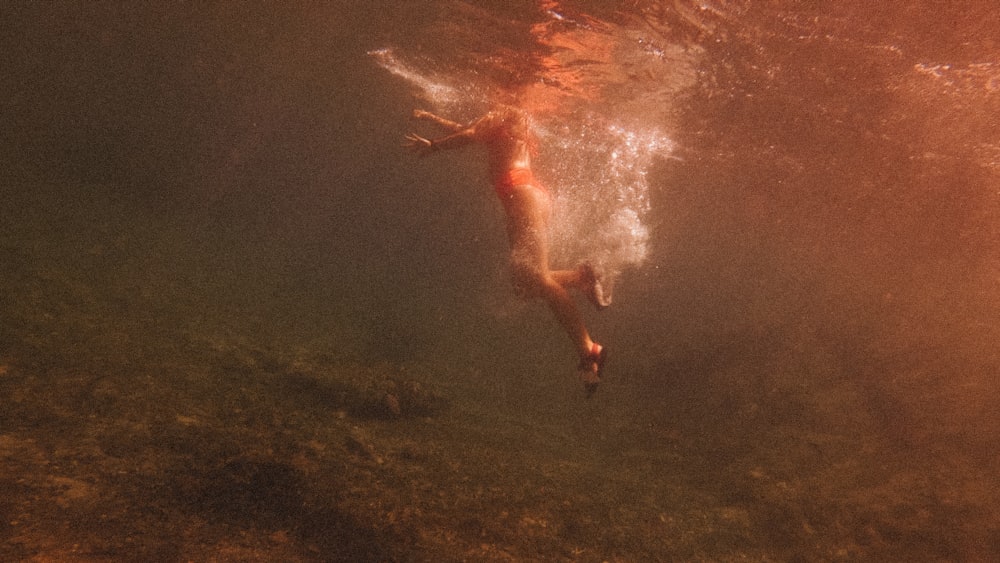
405, 105, 610, 396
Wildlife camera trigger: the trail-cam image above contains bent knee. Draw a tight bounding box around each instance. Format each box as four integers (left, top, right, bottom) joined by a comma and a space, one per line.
510, 265, 544, 296
511, 267, 558, 299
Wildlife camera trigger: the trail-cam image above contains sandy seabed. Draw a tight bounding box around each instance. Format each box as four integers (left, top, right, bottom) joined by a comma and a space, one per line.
2, 186, 997, 562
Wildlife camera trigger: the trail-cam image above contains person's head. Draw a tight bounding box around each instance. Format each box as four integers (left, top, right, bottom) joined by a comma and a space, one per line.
487, 78, 564, 117
478, 52, 561, 115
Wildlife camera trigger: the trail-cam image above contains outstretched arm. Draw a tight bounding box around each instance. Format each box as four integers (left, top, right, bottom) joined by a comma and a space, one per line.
405, 112, 492, 156
412, 109, 464, 132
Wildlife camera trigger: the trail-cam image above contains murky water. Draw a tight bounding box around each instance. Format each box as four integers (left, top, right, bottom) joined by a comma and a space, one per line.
2, 1, 998, 560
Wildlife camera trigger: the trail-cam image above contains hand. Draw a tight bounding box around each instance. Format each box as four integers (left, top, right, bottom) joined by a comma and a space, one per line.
403, 133, 434, 155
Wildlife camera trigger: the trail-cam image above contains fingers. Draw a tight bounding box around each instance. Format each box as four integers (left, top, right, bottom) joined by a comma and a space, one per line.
403, 133, 429, 146
402, 133, 433, 154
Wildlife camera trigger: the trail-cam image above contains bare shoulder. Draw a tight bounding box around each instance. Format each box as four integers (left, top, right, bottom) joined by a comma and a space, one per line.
463, 111, 501, 139
476, 110, 505, 128
474, 107, 529, 138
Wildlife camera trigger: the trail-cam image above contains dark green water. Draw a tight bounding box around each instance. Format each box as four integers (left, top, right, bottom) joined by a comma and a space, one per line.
2, 1, 998, 560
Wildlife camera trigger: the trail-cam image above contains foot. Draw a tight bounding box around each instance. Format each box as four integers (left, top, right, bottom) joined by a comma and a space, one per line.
579, 263, 612, 311
578, 342, 607, 398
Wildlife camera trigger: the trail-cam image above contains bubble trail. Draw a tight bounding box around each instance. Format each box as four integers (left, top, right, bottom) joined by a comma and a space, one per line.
372, 1, 699, 286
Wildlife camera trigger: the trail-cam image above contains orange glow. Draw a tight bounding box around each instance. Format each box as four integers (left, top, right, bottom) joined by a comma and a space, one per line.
518, 1, 620, 114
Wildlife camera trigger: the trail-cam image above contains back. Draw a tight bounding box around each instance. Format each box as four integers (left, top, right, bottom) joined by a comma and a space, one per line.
477, 107, 535, 174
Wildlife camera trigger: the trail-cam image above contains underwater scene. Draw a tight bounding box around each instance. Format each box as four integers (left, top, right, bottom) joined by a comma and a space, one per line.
2, 1, 998, 561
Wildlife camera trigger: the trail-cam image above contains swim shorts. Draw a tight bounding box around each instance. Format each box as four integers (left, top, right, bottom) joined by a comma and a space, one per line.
493, 167, 548, 199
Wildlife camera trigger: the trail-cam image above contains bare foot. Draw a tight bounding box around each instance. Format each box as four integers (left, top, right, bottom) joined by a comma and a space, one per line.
578, 343, 606, 398
579, 264, 612, 311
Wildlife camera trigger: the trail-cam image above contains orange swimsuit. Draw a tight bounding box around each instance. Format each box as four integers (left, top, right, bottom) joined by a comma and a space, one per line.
493, 167, 548, 199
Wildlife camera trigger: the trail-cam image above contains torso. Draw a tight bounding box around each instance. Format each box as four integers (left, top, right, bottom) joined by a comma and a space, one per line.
480, 108, 535, 186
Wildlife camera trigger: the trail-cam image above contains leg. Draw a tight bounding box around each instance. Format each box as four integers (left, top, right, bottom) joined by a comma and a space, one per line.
551, 268, 586, 288
552, 264, 611, 310
502, 187, 595, 360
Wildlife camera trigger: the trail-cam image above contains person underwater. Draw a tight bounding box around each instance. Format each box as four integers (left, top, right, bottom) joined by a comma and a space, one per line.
405, 104, 611, 396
